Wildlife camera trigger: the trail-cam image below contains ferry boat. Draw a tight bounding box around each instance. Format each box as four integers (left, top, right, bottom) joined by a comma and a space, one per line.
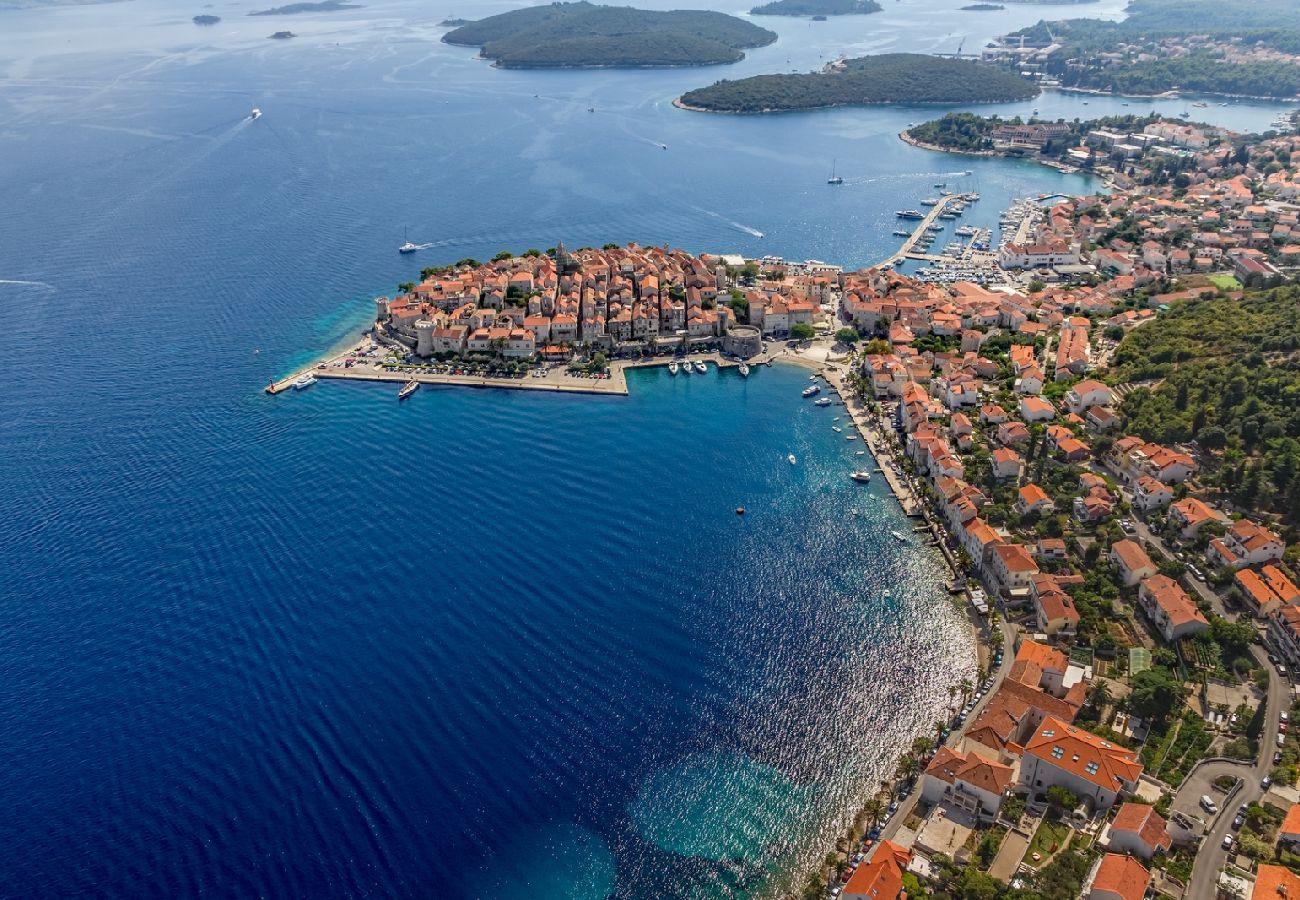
849, 471, 872, 483
398, 379, 419, 400
801, 384, 821, 397
292, 374, 317, 390
814, 396, 832, 406
787, 453, 797, 465
668, 361, 679, 375
896, 210, 925, 219
694, 360, 707, 374
249, 107, 262, 120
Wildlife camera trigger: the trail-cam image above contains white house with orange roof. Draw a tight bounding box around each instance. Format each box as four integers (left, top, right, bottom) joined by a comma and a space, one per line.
1017, 484, 1054, 517
988, 543, 1039, 596
1019, 396, 1056, 423
843, 841, 910, 900
1208, 519, 1285, 570
1132, 476, 1174, 512
1109, 539, 1157, 587
991, 447, 1023, 482
1019, 717, 1143, 811
1168, 497, 1226, 539
1138, 574, 1209, 643
921, 746, 1015, 820
1104, 801, 1172, 859
1065, 379, 1115, 414
1087, 853, 1149, 900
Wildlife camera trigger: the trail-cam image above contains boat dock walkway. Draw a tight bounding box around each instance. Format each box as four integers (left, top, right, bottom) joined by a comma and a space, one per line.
875, 194, 964, 269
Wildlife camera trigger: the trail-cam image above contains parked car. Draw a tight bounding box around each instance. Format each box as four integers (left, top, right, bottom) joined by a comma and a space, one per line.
1233, 814, 1244, 830
1223, 834, 1235, 851
1276, 750, 1284, 765
1200, 795, 1218, 814
1264, 776, 1274, 789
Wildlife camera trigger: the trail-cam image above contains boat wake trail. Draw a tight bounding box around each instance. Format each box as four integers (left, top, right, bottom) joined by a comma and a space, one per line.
0, 279, 54, 290
690, 206, 764, 239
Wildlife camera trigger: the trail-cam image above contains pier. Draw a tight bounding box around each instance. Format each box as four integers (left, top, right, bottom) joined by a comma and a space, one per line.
875, 194, 965, 269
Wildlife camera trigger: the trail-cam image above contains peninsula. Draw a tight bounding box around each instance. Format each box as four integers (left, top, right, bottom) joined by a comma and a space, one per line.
750, 0, 881, 17
250, 0, 359, 14
442, 2, 776, 69
678, 53, 1038, 113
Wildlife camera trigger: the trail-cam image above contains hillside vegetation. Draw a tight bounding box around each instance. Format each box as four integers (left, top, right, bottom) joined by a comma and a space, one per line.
1111, 289, 1300, 522
443, 2, 776, 68
679, 53, 1037, 112
750, 0, 880, 16
1010, 0, 1300, 97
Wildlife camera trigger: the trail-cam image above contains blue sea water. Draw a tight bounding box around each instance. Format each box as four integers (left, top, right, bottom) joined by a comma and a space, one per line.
1, 0, 1295, 896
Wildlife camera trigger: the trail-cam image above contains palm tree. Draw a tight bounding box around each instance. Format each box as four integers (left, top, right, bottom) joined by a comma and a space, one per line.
897, 754, 922, 781
960, 677, 974, 707
935, 719, 948, 746
911, 735, 935, 758
862, 797, 886, 828
947, 684, 958, 712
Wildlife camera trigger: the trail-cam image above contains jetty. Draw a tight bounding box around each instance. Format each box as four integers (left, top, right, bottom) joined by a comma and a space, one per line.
876, 194, 964, 269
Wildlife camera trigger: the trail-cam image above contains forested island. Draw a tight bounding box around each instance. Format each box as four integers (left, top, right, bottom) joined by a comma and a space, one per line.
192, 13, 220, 23
750, 0, 880, 16
1113, 288, 1300, 524
1000, 0, 1300, 97
678, 53, 1037, 113
442, 2, 776, 68
250, 0, 359, 13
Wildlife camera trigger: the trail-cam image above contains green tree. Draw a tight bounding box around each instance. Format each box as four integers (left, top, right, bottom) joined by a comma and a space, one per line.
590, 352, 608, 372
836, 327, 860, 345
790, 323, 815, 340
1128, 667, 1184, 724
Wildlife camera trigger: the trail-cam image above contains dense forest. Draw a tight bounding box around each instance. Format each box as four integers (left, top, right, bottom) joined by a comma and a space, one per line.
679, 54, 1037, 112
750, 0, 880, 16
1009, 0, 1300, 96
1111, 289, 1300, 523
442, 3, 776, 68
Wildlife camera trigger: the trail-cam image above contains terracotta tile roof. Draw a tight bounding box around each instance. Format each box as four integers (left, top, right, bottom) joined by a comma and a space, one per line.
1024, 717, 1143, 792
1091, 853, 1149, 900
1111, 802, 1171, 853
1254, 865, 1300, 900
1111, 539, 1154, 574
1281, 802, 1300, 837
844, 840, 910, 899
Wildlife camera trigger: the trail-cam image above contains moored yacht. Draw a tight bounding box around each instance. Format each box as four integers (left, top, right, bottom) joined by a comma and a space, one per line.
398, 379, 419, 400
292, 374, 317, 390
814, 396, 832, 406
695, 360, 707, 374
668, 361, 679, 375
801, 384, 821, 397
738, 362, 750, 377
849, 471, 872, 483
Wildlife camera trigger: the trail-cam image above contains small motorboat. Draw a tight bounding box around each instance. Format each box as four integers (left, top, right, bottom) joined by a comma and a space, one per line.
249, 107, 262, 120
695, 361, 707, 374
891, 530, 906, 542
668, 361, 679, 375
832, 425, 843, 433
738, 363, 750, 378
849, 471, 872, 483
787, 454, 797, 465
735, 506, 745, 515
398, 379, 419, 400
855, 450, 866, 456
680, 360, 691, 374
802, 384, 821, 398
814, 396, 832, 406
845, 434, 858, 441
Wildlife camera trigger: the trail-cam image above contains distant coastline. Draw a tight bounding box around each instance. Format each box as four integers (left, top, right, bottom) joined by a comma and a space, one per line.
249, 0, 360, 15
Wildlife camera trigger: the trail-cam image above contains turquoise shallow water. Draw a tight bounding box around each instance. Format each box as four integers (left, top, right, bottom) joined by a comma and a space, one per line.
1, 0, 1294, 895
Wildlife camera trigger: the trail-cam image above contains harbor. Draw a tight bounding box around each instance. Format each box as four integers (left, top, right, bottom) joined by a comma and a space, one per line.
875, 190, 986, 270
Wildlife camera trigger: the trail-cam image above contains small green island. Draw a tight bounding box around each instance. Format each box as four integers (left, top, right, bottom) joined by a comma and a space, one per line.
251, 0, 359, 14
442, 2, 776, 69
192, 13, 220, 24
268, 30, 296, 38
750, 0, 881, 17
678, 53, 1038, 113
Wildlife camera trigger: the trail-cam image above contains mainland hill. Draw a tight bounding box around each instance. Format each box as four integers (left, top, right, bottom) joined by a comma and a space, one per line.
750, 0, 881, 16
678, 53, 1039, 113
442, 2, 777, 69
